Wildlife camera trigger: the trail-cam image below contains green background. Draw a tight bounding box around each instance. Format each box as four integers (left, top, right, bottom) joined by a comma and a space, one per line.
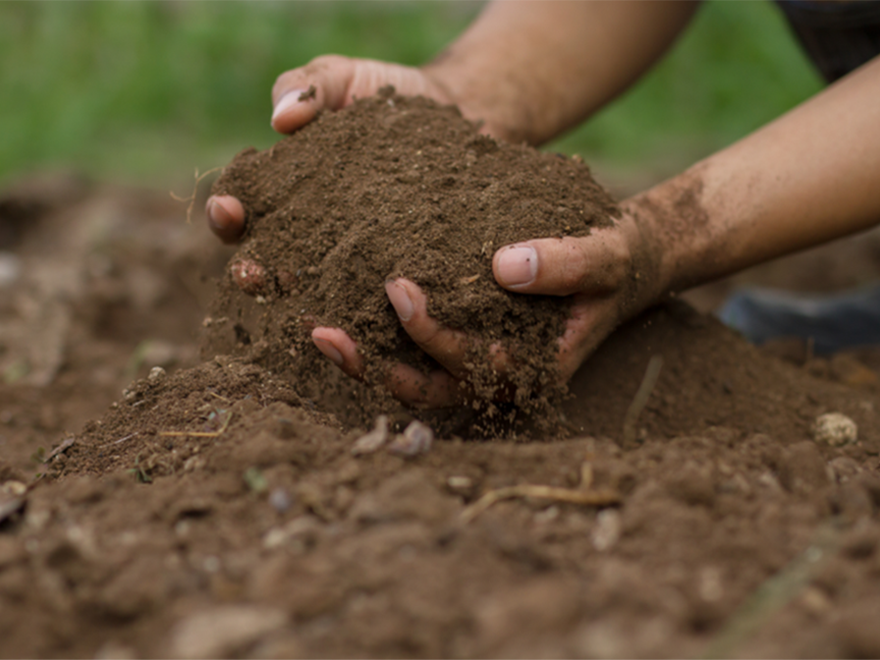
0, 1, 823, 191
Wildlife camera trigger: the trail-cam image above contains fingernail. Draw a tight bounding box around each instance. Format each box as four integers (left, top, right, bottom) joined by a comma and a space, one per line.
496, 245, 538, 287
271, 90, 309, 124
205, 197, 243, 231
313, 337, 344, 366
206, 197, 233, 230
385, 280, 414, 322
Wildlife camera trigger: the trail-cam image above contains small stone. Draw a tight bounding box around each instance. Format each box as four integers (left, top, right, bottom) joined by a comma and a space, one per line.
168, 605, 288, 659
0, 252, 21, 288
351, 415, 390, 456
591, 509, 621, 551
1, 481, 27, 497
813, 412, 858, 447
447, 476, 473, 491
268, 487, 293, 513
388, 420, 433, 457
94, 642, 137, 660
147, 366, 166, 383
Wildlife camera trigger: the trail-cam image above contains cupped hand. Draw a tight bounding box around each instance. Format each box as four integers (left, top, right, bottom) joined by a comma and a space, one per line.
206, 55, 462, 244
311, 207, 665, 407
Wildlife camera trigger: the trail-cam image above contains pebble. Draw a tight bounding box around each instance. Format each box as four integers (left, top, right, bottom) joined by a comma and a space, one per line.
351, 415, 390, 456
1, 481, 27, 497
813, 412, 858, 447
388, 420, 433, 457
268, 487, 293, 513
0, 252, 21, 287
94, 642, 137, 660
591, 509, 621, 551
147, 366, 166, 384
447, 475, 473, 491
167, 605, 288, 659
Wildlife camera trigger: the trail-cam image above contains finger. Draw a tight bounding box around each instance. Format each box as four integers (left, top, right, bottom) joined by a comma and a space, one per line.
493, 231, 629, 297
271, 55, 356, 133
206, 195, 246, 244
385, 278, 475, 379
556, 297, 620, 382
385, 363, 464, 408
312, 326, 464, 407
312, 327, 363, 380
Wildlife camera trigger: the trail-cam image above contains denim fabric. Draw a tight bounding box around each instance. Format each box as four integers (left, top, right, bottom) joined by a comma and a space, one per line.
776, 0, 880, 82
718, 285, 880, 354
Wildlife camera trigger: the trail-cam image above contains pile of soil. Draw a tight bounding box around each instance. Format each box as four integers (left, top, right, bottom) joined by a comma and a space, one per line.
208, 87, 619, 424
3, 138, 880, 656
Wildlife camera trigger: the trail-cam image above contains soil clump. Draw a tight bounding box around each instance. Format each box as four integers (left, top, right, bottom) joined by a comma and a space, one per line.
208, 87, 619, 429
4, 152, 880, 657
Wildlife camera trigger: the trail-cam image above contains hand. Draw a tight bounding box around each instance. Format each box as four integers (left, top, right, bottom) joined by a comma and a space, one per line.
206, 55, 462, 244
312, 206, 665, 407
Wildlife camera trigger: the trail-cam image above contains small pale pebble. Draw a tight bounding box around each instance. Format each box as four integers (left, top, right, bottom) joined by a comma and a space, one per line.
813, 412, 858, 447
0, 252, 21, 287
447, 476, 473, 491
591, 509, 621, 551
351, 415, 390, 456
1, 481, 27, 497
388, 420, 433, 457
148, 366, 166, 383
168, 606, 288, 659
268, 487, 293, 513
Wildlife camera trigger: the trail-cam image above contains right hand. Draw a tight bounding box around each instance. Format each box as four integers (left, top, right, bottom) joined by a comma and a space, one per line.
206, 55, 461, 244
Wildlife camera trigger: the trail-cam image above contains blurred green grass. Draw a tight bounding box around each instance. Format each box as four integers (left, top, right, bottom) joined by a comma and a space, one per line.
0, 1, 822, 189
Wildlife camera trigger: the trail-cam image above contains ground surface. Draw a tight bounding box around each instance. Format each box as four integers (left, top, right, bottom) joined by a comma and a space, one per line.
3, 167, 880, 659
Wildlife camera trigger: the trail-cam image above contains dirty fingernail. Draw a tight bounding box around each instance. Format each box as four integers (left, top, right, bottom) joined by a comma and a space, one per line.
313, 337, 344, 366
272, 90, 309, 124
496, 245, 538, 287
385, 280, 414, 322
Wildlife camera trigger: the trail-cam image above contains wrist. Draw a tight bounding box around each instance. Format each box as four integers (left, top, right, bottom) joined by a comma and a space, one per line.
419, 62, 527, 143
615, 198, 676, 321
620, 163, 717, 303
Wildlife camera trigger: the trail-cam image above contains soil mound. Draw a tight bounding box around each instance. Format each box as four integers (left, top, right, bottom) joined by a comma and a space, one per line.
5, 175, 880, 659
209, 87, 618, 423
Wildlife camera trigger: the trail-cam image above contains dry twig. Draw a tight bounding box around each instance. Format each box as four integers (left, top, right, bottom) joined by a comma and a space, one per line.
459, 484, 620, 524
170, 167, 223, 224
622, 355, 663, 446
44, 437, 76, 462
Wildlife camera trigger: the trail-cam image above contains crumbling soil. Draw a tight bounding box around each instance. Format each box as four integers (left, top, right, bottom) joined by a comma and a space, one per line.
3, 151, 880, 657
208, 88, 619, 426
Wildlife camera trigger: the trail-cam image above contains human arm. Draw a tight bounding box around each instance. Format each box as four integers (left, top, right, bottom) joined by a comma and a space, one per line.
207, 0, 699, 241
314, 53, 880, 405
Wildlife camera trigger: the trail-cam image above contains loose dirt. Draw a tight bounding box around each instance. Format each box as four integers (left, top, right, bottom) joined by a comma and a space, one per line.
2, 102, 880, 658
207, 88, 618, 430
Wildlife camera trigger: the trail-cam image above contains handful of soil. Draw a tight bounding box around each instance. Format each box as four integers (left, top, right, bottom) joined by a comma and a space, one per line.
210, 87, 619, 417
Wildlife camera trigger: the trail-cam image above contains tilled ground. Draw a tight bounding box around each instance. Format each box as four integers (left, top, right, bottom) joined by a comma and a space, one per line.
2, 174, 880, 659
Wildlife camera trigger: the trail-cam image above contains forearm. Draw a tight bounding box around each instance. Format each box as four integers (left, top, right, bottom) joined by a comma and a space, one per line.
630, 55, 880, 298
423, 0, 700, 145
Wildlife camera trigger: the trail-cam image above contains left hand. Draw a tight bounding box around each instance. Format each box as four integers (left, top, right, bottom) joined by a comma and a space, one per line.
312, 205, 665, 407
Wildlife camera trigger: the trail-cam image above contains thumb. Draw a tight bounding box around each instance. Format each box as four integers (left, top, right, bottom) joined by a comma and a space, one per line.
271, 55, 356, 133
492, 231, 629, 297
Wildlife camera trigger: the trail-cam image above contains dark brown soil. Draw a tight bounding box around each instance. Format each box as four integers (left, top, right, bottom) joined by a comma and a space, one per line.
208, 88, 619, 426
3, 152, 880, 656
